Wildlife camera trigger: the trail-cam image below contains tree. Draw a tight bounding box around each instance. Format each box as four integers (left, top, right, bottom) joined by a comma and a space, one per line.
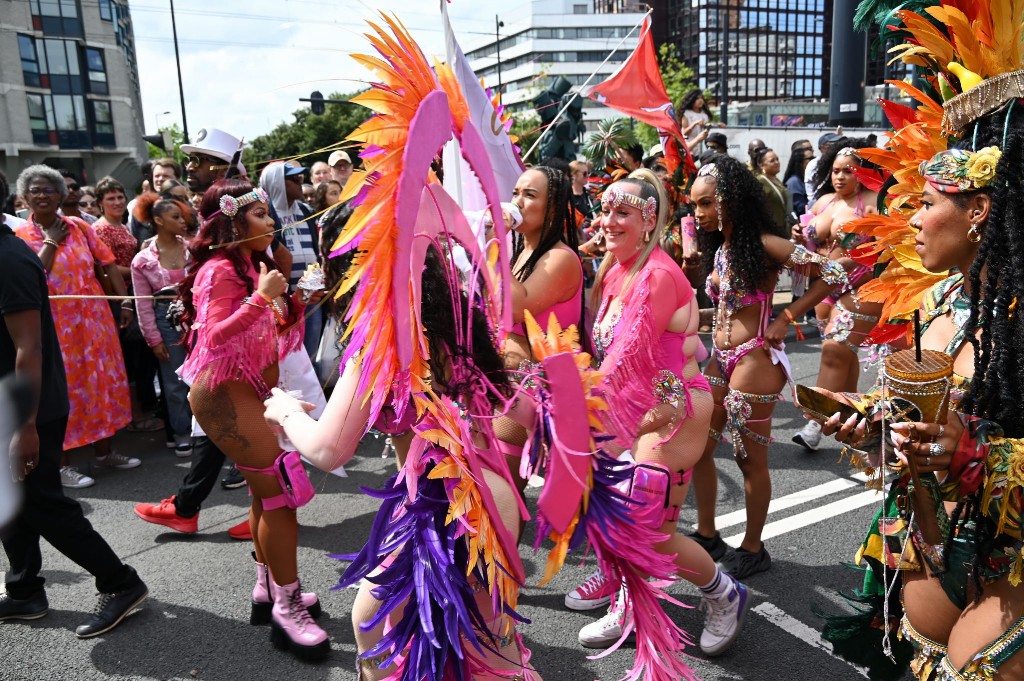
634, 44, 700, 150
509, 112, 542, 162
247, 90, 370, 170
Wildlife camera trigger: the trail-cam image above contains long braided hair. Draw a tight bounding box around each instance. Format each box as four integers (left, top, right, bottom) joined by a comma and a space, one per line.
936, 105, 1024, 599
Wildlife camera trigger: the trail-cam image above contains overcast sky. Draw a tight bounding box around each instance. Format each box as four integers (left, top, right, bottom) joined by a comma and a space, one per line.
133, 0, 501, 142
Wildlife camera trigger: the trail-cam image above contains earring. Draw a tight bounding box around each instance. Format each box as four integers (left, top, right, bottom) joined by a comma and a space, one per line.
967, 223, 982, 243
643, 229, 651, 243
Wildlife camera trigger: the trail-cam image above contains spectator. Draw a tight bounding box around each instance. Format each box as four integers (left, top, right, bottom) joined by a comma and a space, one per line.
2, 172, 27, 229
57, 171, 96, 225
310, 161, 331, 185
302, 183, 316, 205
784, 140, 814, 217
151, 158, 180, 191
260, 161, 321, 358
131, 193, 193, 456
0, 205, 148, 637
158, 179, 198, 235
804, 132, 845, 202
753, 147, 792, 237
568, 159, 597, 231
678, 87, 718, 153
746, 138, 766, 172
706, 131, 728, 155
328, 149, 353, 185
12, 165, 137, 488
78, 187, 100, 219
311, 179, 342, 217
130, 158, 181, 241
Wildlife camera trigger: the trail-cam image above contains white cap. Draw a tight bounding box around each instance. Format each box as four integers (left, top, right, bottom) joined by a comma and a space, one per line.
646, 143, 664, 159
328, 150, 352, 166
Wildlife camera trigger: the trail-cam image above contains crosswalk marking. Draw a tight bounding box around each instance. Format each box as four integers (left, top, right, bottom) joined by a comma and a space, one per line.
712, 477, 862, 530
724, 488, 882, 546
753, 602, 870, 678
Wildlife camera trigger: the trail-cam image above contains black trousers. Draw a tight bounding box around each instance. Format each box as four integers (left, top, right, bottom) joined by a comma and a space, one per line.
2, 417, 137, 598
173, 436, 226, 518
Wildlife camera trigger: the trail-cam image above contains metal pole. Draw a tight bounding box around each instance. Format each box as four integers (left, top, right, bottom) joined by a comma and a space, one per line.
721, 0, 730, 126
169, 0, 189, 143
495, 16, 504, 95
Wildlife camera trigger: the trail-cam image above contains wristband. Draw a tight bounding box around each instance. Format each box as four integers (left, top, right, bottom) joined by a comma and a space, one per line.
781, 309, 795, 323
254, 290, 272, 304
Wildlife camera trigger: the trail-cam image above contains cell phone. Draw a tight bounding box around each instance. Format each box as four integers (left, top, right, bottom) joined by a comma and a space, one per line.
795, 384, 859, 423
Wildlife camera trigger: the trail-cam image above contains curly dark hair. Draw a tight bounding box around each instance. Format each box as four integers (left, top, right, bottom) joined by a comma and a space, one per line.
695, 153, 777, 295
319, 202, 356, 317
810, 136, 876, 198
420, 246, 510, 407
178, 179, 283, 346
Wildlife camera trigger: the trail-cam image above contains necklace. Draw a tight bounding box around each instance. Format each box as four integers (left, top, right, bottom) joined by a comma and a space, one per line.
592, 296, 623, 361
155, 238, 185, 270
712, 246, 739, 346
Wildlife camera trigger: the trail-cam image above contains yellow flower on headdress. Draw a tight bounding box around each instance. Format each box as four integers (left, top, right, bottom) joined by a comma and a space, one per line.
965, 146, 1002, 186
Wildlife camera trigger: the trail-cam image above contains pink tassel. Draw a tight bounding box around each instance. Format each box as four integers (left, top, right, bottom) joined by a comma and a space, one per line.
599, 272, 661, 445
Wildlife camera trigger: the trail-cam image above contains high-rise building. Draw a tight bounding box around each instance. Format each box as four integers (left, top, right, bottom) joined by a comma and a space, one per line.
0, 0, 147, 187
463, 0, 646, 124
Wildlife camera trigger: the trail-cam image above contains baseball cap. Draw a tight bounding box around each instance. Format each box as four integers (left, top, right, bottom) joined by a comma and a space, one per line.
646, 143, 664, 159
818, 132, 843, 147
283, 161, 307, 177
328, 150, 352, 166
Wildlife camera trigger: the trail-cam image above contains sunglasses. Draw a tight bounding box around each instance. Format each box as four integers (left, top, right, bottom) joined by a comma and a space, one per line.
186, 154, 229, 171
27, 186, 57, 196
79, 200, 98, 208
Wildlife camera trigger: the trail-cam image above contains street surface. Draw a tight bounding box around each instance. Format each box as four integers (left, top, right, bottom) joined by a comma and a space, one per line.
1, 333, 890, 680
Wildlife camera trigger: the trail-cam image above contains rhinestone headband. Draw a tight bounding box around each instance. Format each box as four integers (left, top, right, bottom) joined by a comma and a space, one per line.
836, 147, 859, 159
919, 147, 1002, 193
697, 163, 719, 178
602, 185, 657, 222
218, 187, 269, 217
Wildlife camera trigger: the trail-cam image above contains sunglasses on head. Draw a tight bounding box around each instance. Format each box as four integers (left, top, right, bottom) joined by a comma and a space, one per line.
79, 199, 97, 207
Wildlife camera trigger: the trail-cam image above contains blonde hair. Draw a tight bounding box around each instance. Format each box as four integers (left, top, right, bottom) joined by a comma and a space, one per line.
590, 167, 669, 312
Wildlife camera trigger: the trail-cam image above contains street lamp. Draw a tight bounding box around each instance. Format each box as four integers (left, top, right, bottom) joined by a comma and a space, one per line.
495, 15, 505, 95
155, 110, 171, 130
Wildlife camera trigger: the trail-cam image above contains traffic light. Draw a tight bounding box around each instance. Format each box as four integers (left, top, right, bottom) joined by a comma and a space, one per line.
310, 91, 325, 116
142, 130, 173, 150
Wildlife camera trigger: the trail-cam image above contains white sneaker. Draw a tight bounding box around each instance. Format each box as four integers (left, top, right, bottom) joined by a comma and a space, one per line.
699, 576, 750, 656
792, 420, 822, 451
565, 568, 617, 611
94, 452, 141, 469
578, 587, 632, 649
60, 466, 95, 489
173, 435, 192, 458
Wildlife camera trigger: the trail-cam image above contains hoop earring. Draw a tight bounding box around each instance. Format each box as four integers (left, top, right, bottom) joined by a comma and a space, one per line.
967, 224, 982, 243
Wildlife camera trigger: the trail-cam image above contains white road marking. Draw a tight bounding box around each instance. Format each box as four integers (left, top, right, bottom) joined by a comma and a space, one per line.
752, 602, 870, 678
711, 477, 862, 530
724, 489, 882, 546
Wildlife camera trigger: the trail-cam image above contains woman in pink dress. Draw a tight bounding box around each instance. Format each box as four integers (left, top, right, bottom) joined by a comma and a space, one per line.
13, 165, 135, 488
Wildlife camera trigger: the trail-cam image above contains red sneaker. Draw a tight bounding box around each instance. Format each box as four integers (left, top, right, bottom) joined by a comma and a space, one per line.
134, 497, 198, 534
228, 519, 253, 541
565, 568, 617, 611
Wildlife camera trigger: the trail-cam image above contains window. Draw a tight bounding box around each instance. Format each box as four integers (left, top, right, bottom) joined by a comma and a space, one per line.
40, 38, 82, 95
573, 3, 588, 13
91, 100, 115, 146
29, 0, 83, 37
26, 94, 55, 145
84, 47, 108, 94
99, 0, 112, 20
19, 34, 47, 88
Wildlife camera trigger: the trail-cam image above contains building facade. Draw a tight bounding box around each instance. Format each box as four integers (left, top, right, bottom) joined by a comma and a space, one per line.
463, 0, 646, 124
0, 0, 146, 190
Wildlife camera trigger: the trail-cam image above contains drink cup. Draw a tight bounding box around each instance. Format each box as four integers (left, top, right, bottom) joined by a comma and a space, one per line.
882, 348, 954, 424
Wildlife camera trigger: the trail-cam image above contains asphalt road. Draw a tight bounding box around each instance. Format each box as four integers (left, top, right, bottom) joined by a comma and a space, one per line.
1, 333, 892, 681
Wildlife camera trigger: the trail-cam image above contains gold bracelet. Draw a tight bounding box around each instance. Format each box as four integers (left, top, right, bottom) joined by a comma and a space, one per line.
43, 238, 60, 249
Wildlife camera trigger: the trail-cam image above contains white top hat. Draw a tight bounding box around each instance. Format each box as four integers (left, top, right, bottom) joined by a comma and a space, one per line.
180, 127, 243, 164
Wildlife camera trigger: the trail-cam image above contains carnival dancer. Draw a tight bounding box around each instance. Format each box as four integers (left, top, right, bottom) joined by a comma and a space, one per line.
688, 155, 851, 579
177, 179, 327, 661
571, 167, 747, 657
810, 3, 1024, 676
792, 142, 881, 451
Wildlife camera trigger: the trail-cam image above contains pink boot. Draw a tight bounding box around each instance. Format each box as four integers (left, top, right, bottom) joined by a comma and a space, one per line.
269, 577, 330, 661
250, 553, 321, 625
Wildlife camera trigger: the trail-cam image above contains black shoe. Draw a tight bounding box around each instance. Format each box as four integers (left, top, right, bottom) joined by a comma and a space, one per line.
0, 591, 49, 621
719, 543, 772, 580
75, 579, 148, 638
687, 530, 729, 561
221, 465, 246, 490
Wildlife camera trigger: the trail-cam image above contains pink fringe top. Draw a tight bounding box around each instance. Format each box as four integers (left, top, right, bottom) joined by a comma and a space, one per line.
180, 256, 304, 392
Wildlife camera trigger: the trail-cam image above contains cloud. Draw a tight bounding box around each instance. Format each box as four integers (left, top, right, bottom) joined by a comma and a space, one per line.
134, 0, 498, 141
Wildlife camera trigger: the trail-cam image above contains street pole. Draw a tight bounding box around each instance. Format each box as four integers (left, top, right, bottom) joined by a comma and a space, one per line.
495, 16, 504, 95
720, 0, 730, 126
169, 0, 189, 143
